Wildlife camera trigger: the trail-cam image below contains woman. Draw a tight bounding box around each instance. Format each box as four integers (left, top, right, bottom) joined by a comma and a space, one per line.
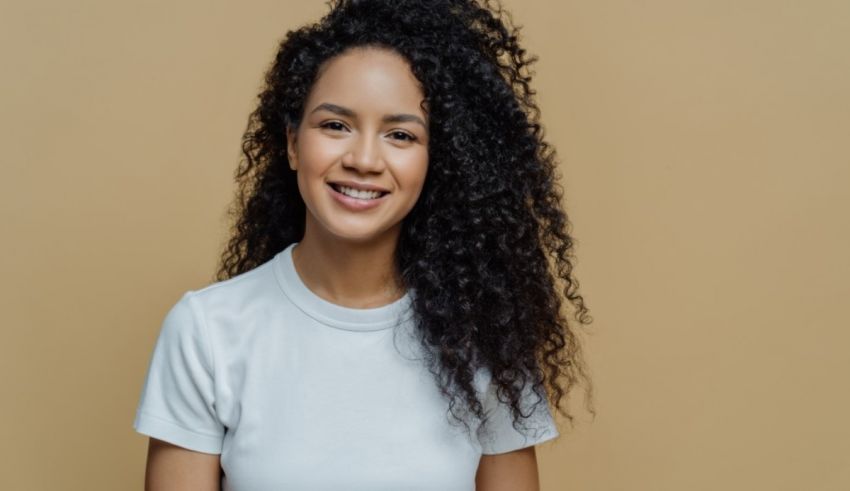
133, 0, 594, 489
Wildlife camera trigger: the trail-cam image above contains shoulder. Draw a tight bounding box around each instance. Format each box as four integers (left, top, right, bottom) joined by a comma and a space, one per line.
186, 253, 283, 315
153, 254, 285, 350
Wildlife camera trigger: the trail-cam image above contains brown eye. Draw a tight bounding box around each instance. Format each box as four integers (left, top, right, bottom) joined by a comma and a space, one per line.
321, 121, 347, 131
390, 131, 416, 142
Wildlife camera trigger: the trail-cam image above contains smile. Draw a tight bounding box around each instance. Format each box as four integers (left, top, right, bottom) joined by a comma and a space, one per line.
330, 183, 388, 200
327, 183, 390, 211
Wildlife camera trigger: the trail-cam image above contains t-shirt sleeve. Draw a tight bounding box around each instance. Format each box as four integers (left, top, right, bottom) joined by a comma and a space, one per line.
477, 372, 560, 455
133, 291, 224, 454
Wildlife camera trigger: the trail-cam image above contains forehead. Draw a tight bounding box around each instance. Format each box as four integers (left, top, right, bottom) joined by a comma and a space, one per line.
305, 47, 426, 117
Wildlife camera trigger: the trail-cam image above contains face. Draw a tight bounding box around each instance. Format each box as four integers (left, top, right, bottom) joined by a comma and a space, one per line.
286, 46, 429, 246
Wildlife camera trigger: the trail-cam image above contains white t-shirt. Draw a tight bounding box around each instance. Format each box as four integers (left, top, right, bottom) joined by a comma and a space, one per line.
133, 242, 559, 490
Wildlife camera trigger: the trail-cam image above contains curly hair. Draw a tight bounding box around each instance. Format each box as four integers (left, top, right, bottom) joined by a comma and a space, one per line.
216, 0, 595, 439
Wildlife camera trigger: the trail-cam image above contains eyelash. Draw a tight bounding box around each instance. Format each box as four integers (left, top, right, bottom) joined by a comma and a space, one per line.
390, 131, 416, 142
321, 121, 347, 132
320, 121, 416, 142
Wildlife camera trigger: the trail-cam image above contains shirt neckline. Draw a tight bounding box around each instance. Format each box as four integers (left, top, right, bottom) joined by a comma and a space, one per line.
273, 242, 415, 332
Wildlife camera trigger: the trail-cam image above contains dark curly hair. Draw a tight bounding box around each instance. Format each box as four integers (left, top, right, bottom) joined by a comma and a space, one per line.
216, 0, 595, 439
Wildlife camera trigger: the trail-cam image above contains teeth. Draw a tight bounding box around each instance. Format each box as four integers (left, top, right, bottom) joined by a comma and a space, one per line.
337, 185, 384, 200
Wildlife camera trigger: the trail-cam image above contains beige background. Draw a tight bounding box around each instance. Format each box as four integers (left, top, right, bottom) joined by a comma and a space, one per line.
1, 0, 848, 489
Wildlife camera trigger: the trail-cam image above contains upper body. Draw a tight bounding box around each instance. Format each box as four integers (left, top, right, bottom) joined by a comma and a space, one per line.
134, 243, 559, 490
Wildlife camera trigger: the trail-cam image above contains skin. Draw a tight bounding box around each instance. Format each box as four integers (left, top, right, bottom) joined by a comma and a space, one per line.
477, 447, 541, 491
286, 46, 430, 309
144, 438, 220, 490
144, 46, 543, 490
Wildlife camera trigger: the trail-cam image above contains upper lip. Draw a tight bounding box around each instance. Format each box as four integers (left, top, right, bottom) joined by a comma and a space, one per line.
328, 180, 391, 193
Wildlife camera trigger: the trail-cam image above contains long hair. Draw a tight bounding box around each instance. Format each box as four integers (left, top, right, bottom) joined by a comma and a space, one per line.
216, 0, 595, 437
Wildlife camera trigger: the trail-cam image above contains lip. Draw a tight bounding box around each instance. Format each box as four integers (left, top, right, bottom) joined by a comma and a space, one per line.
327, 183, 390, 211
328, 180, 391, 193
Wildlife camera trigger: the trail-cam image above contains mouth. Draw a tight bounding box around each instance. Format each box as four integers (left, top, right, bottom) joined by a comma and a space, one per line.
327, 182, 390, 200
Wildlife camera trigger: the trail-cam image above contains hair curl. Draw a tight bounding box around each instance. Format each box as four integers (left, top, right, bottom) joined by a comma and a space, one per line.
216, 0, 595, 439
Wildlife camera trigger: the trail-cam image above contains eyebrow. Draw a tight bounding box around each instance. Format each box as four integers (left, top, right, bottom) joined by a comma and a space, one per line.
309, 102, 427, 129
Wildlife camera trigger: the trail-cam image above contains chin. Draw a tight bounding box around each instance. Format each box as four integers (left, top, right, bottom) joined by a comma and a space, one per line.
324, 228, 383, 243
331, 225, 401, 245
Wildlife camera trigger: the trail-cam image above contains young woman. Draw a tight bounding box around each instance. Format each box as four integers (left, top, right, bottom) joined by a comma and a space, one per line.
134, 0, 594, 489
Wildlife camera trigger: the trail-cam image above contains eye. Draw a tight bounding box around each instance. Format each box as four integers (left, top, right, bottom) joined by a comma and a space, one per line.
320, 121, 348, 132
389, 131, 416, 142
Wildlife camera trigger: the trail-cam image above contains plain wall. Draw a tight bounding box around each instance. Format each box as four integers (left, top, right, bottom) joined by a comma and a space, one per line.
1, 0, 847, 489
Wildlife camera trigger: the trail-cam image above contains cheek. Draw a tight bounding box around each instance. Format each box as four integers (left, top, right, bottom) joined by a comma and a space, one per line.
406, 157, 429, 190
393, 149, 429, 188
298, 134, 345, 173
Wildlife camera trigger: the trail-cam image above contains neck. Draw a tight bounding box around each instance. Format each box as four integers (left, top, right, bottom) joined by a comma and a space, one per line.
291, 227, 405, 309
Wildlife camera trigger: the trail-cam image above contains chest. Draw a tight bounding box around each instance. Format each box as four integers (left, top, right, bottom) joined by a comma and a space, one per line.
211, 324, 484, 490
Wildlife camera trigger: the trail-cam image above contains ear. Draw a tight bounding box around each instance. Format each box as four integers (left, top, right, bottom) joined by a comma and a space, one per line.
286, 126, 298, 171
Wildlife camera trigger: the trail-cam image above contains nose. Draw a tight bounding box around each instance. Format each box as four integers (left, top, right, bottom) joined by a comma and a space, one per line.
342, 133, 384, 174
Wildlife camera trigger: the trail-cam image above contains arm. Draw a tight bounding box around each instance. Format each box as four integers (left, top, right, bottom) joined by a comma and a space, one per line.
475, 445, 541, 491
145, 438, 222, 491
